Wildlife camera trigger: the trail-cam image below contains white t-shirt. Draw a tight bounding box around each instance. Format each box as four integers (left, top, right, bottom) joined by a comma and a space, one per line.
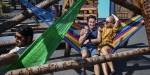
9, 46, 26, 55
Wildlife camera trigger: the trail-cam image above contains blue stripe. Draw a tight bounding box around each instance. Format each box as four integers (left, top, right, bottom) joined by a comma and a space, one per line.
20, 0, 54, 26
64, 37, 81, 52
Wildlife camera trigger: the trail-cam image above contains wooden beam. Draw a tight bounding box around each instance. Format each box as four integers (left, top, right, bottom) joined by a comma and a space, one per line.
111, 0, 143, 15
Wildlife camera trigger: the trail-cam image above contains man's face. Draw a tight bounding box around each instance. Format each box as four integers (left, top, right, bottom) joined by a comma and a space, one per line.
88, 18, 96, 29
15, 32, 27, 47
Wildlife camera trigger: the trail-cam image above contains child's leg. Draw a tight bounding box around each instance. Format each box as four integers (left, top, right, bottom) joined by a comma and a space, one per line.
102, 62, 109, 75
107, 60, 115, 73
106, 46, 115, 73
101, 46, 115, 74
100, 52, 109, 75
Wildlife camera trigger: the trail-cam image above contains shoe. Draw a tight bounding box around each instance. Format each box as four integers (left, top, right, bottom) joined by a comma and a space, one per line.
110, 71, 116, 75
80, 70, 86, 75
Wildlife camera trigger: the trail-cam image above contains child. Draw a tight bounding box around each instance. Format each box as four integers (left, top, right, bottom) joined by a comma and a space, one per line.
98, 14, 120, 75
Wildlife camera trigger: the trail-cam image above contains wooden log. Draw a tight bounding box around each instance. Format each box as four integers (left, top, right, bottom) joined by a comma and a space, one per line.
5, 48, 150, 75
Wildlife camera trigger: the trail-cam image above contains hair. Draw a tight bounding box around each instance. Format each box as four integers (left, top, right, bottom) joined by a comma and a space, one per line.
16, 25, 33, 37
87, 15, 97, 22
106, 16, 115, 24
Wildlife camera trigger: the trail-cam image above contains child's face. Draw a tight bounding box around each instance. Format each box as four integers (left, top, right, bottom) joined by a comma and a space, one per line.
105, 17, 114, 27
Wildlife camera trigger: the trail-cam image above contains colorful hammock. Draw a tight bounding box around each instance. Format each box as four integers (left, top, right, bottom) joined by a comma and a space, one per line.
65, 15, 143, 52
1, 0, 85, 71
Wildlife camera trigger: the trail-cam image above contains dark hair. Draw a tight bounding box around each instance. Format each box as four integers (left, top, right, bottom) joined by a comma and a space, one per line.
87, 15, 96, 21
16, 25, 33, 37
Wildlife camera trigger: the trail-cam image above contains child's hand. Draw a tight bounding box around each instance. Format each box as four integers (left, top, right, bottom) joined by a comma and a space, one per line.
141, 19, 144, 23
112, 14, 119, 22
80, 28, 88, 36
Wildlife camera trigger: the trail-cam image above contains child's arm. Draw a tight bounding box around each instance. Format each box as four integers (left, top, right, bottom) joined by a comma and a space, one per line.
112, 14, 119, 26
112, 14, 121, 32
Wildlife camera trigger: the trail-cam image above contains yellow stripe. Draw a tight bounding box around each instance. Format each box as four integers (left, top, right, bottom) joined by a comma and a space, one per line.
66, 34, 80, 47
121, 15, 141, 27
112, 24, 141, 47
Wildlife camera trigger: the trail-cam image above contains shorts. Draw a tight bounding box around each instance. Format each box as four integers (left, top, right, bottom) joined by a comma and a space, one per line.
98, 44, 114, 50
81, 46, 99, 56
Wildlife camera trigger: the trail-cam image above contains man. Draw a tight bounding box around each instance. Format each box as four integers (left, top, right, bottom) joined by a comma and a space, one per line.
8, 25, 33, 55
0, 25, 33, 74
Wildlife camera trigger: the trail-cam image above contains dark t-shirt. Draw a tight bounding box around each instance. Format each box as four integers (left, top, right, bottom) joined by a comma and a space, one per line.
82, 26, 98, 47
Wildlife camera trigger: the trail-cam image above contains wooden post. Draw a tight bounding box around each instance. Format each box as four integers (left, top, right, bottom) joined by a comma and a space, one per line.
64, 43, 71, 57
